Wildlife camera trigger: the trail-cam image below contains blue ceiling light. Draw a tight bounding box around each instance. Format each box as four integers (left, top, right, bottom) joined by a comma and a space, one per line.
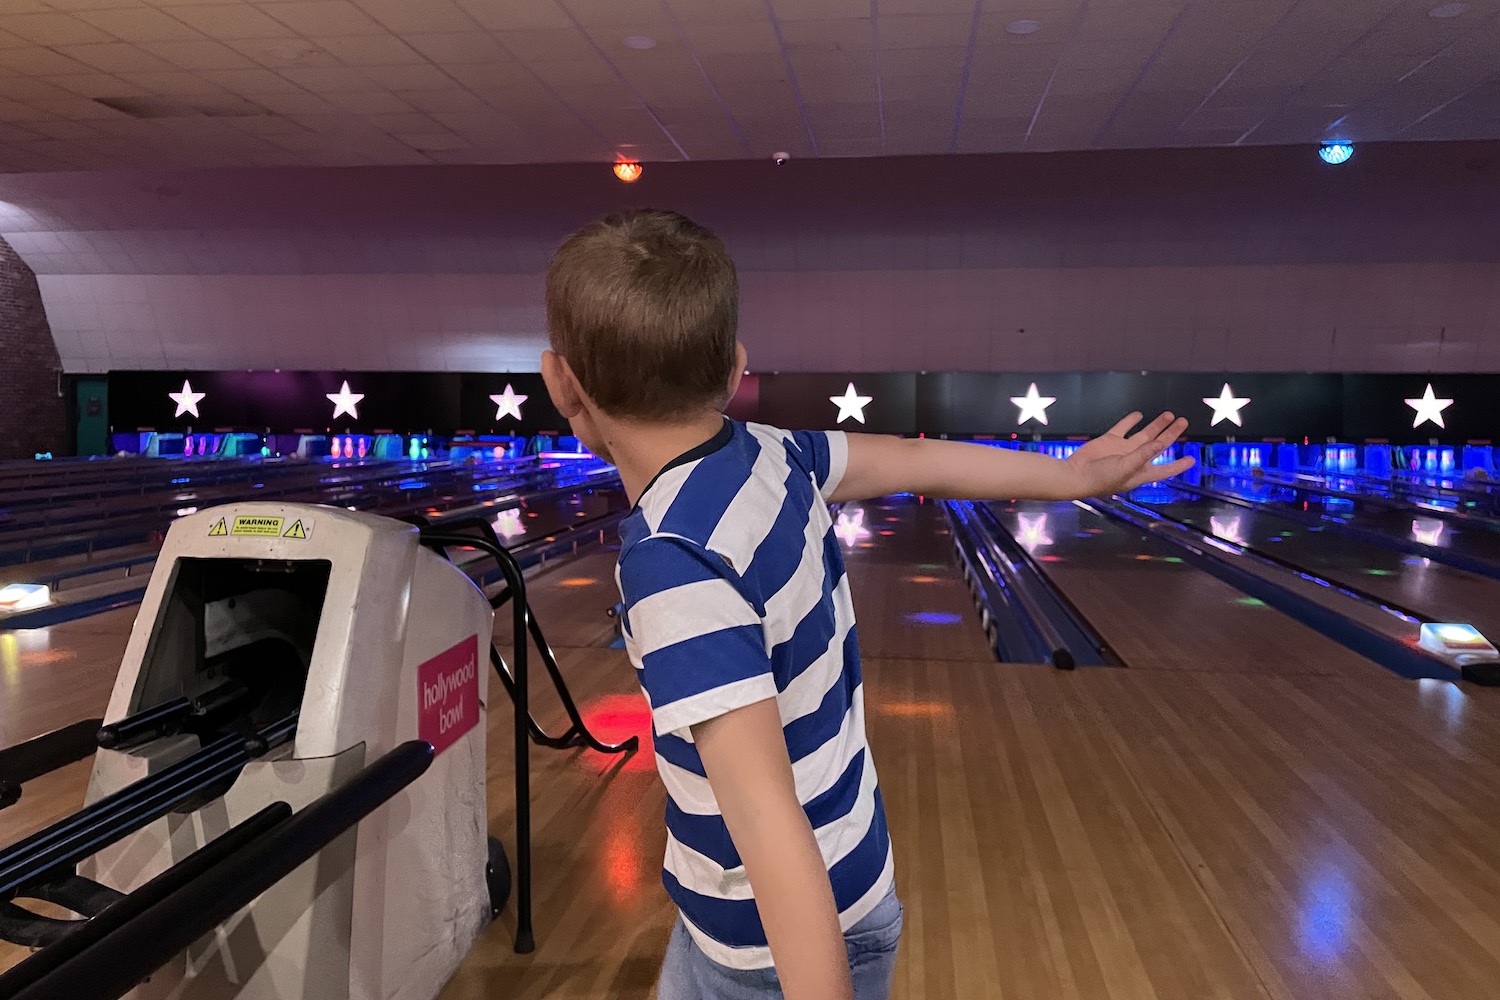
1319, 142, 1354, 165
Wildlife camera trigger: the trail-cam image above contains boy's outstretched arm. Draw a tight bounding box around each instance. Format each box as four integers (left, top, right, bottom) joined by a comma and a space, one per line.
829, 410, 1193, 503
692, 700, 855, 1000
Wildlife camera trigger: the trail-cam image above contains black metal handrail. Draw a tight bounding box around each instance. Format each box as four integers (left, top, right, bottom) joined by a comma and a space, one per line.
5, 742, 432, 1000
0, 719, 103, 812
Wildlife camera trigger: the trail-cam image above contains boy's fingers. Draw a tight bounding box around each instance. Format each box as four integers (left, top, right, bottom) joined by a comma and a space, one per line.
1106, 411, 1144, 439
1125, 411, 1175, 444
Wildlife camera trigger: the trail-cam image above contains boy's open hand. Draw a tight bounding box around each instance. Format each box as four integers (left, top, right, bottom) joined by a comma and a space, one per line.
1065, 411, 1194, 497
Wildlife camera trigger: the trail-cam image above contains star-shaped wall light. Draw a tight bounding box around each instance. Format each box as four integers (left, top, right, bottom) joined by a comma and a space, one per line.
1405, 384, 1453, 429
829, 383, 873, 424
490, 384, 528, 421
1202, 384, 1251, 427
1010, 383, 1056, 425
327, 380, 365, 420
169, 380, 205, 419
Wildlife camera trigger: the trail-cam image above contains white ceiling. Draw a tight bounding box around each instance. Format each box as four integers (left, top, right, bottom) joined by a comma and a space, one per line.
0, 0, 1497, 171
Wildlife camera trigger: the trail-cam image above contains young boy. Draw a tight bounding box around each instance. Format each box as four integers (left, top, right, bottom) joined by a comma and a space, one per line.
540, 210, 1192, 1000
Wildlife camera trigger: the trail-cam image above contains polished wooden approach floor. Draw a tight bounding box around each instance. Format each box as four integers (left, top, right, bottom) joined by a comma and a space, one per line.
4, 500, 1500, 998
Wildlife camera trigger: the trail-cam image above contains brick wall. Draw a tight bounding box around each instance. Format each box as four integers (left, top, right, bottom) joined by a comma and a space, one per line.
0, 234, 64, 459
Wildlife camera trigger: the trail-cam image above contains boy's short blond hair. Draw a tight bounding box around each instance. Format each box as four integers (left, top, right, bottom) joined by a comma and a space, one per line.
545, 209, 739, 420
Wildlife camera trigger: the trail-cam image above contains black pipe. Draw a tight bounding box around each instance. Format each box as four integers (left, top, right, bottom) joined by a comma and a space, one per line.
8, 742, 433, 1000
96, 698, 192, 750
0, 802, 292, 999
0, 713, 297, 902
0, 719, 103, 810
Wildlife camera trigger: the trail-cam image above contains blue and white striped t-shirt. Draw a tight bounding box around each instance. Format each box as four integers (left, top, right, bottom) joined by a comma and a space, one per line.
615, 419, 893, 970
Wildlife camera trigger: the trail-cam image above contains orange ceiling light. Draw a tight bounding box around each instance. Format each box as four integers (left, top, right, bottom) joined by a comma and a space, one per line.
613, 160, 643, 183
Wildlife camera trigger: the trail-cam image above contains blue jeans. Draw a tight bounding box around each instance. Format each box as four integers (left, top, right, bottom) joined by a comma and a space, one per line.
656, 889, 903, 1000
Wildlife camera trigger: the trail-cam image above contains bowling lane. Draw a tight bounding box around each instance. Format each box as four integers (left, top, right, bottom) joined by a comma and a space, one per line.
1203, 472, 1500, 566
1139, 489, 1500, 642
989, 501, 1383, 677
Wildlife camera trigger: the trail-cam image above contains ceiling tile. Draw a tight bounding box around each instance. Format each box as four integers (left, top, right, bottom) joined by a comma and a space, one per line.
351, 0, 478, 34
4, 12, 116, 46
403, 32, 509, 64
315, 33, 424, 65
57, 41, 184, 73
364, 61, 452, 90
0, 47, 96, 75
877, 13, 974, 49
276, 64, 378, 91
139, 38, 260, 69
74, 7, 207, 42
452, 0, 573, 32
33, 75, 122, 101
167, 4, 296, 39
200, 66, 304, 91
319, 88, 413, 113
255, 0, 387, 37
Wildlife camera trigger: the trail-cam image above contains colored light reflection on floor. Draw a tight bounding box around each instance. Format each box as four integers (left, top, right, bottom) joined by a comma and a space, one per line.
575, 693, 655, 774
877, 700, 955, 719
1235, 597, 1268, 607
559, 577, 598, 588
905, 575, 941, 585
1298, 866, 1355, 964
1364, 569, 1395, 576
906, 612, 962, 625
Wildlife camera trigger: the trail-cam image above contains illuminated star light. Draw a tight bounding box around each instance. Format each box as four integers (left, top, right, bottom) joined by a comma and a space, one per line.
829, 382, 873, 424
1203, 383, 1251, 427
169, 379, 205, 419
1405, 384, 1453, 429
1010, 383, 1057, 426
490, 384, 528, 421
327, 380, 365, 419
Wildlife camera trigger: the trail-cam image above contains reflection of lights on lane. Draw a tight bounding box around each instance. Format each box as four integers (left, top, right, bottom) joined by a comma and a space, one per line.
1016, 513, 1053, 552
1411, 519, 1445, 546
834, 509, 870, 547
1298, 864, 1355, 964
1417, 677, 1467, 730
1209, 514, 1245, 546
494, 508, 525, 540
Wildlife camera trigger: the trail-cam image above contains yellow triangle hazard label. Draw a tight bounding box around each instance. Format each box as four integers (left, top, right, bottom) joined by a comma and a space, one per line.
282, 519, 308, 540
208, 518, 228, 537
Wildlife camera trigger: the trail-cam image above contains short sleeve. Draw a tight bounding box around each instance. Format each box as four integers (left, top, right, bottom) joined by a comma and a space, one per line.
786, 428, 848, 497
618, 535, 777, 737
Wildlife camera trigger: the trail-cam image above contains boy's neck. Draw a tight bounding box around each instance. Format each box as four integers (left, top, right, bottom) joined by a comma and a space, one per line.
602, 411, 728, 506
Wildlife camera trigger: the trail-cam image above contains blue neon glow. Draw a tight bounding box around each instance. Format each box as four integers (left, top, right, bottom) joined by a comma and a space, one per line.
906, 612, 962, 626
1319, 142, 1354, 165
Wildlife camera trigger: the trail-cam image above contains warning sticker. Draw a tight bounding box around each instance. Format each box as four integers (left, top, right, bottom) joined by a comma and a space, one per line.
229, 515, 284, 537
208, 518, 228, 537
281, 518, 312, 540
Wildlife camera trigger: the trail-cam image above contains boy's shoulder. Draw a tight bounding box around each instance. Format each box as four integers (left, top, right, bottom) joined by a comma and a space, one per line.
619, 421, 842, 579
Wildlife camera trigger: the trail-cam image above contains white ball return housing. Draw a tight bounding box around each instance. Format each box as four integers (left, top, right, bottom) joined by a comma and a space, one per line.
5, 503, 499, 1000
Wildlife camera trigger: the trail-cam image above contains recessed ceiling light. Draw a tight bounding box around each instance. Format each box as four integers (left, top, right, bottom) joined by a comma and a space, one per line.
1429, 2, 1468, 16
623, 35, 657, 49
1006, 19, 1043, 35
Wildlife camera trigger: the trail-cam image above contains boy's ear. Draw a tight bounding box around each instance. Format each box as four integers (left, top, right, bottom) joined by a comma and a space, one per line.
541, 349, 584, 418
725, 342, 748, 401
